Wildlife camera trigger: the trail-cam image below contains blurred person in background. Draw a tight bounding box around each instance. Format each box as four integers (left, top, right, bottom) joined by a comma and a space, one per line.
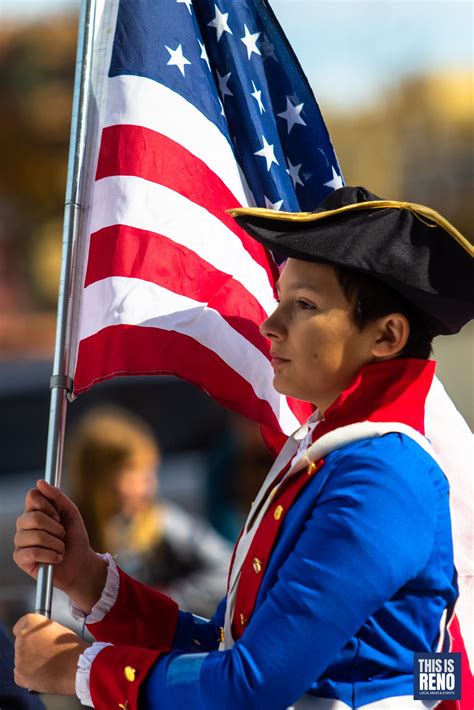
66, 406, 231, 618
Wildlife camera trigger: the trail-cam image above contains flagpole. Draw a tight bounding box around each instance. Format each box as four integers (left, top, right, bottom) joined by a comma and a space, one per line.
35, 0, 97, 618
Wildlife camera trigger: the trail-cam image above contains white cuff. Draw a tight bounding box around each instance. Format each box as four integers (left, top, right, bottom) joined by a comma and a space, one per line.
76, 642, 112, 707
69, 552, 120, 625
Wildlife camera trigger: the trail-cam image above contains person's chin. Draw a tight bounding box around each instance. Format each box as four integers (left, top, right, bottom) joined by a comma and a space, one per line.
272, 372, 287, 393
273, 375, 299, 399
273, 376, 315, 404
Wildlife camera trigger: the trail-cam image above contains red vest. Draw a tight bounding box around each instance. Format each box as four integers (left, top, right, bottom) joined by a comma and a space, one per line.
231, 458, 325, 639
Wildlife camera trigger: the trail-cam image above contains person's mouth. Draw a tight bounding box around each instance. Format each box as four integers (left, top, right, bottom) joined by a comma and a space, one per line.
270, 352, 290, 366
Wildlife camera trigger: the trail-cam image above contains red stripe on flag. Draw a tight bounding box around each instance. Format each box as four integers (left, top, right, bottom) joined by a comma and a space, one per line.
84, 224, 271, 358
74, 324, 284, 434
96, 124, 279, 288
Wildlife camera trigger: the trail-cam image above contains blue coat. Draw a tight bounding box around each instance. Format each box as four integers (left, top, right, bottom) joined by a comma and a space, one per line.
142, 433, 457, 708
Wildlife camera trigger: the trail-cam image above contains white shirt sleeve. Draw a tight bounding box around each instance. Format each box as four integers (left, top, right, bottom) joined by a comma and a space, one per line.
71, 553, 119, 707
69, 552, 120, 624
76, 642, 112, 707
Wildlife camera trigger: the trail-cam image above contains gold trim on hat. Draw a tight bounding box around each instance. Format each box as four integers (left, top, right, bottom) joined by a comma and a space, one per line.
228, 200, 473, 257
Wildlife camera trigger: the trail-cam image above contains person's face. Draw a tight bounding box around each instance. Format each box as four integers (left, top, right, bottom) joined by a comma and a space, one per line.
114, 460, 158, 517
260, 258, 377, 412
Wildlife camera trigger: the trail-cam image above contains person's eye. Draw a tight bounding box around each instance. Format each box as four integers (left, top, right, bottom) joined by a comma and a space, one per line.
296, 299, 317, 310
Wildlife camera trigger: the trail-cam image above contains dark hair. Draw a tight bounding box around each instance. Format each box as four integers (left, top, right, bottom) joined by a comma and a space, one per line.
334, 266, 434, 359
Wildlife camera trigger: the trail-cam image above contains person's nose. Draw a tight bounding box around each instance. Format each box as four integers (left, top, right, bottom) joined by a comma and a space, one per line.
260, 303, 285, 341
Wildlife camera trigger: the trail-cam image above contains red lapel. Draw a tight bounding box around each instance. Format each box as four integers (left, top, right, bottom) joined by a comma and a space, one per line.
232, 458, 325, 640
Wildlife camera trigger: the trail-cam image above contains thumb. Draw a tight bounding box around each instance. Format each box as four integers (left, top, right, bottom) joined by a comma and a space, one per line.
13, 613, 50, 638
12, 617, 23, 637
13, 614, 30, 637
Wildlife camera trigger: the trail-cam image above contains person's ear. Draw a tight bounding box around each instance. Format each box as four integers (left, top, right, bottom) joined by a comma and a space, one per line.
371, 313, 410, 359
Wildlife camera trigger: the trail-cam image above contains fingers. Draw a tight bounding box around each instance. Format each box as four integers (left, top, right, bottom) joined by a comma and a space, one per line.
13, 544, 63, 572
35, 480, 80, 521
14, 615, 85, 695
13, 614, 52, 691
13, 512, 65, 571
24, 486, 61, 521
16, 510, 65, 538
14, 505, 66, 575
14, 528, 65, 556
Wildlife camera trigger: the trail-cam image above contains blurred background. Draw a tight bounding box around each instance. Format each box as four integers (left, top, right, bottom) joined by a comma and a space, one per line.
0, 1, 472, 706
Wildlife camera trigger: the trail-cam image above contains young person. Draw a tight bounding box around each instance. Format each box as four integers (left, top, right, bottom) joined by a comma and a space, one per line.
13, 187, 473, 709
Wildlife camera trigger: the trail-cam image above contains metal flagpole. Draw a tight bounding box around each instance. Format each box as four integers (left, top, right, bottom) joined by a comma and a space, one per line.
35, 0, 97, 617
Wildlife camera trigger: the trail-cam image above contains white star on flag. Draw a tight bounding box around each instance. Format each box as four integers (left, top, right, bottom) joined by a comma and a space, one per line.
264, 195, 284, 211
165, 44, 191, 76
208, 4, 233, 41
254, 135, 279, 171
261, 33, 278, 62
324, 165, 344, 190
176, 0, 193, 14
217, 70, 233, 100
241, 24, 261, 60
278, 96, 306, 134
198, 39, 211, 71
251, 81, 265, 114
286, 157, 304, 187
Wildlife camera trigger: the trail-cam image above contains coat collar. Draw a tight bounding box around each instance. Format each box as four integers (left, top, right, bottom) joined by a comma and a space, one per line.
284, 358, 438, 477
313, 358, 436, 441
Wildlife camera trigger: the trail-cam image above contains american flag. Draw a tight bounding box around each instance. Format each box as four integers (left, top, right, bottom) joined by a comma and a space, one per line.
66, 1, 473, 697
69, 0, 342, 443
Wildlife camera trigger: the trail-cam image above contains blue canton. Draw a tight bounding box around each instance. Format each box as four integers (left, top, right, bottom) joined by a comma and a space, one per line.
110, 0, 343, 212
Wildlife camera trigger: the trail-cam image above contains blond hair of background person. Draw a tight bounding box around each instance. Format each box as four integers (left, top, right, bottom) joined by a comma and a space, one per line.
66, 406, 231, 618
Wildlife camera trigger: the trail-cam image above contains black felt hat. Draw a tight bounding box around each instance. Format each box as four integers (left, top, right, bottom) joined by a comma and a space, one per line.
229, 186, 473, 336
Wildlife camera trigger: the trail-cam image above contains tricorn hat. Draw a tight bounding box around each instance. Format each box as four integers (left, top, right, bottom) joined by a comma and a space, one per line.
229, 186, 473, 336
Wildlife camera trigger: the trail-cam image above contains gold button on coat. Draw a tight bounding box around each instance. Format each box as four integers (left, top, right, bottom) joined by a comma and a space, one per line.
124, 666, 136, 682
307, 461, 318, 475
240, 613, 247, 626
252, 557, 262, 573
274, 505, 284, 520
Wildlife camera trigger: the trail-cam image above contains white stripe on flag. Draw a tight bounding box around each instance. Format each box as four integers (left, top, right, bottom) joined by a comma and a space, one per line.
79, 276, 300, 434
104, 75, 251, 206
90, 175, 276, 315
